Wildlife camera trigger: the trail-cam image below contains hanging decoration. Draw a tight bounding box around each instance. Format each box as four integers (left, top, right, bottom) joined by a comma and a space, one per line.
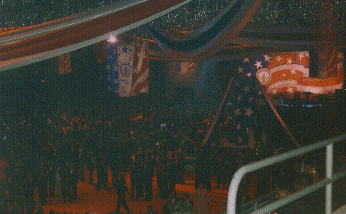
150, 0, 264, 61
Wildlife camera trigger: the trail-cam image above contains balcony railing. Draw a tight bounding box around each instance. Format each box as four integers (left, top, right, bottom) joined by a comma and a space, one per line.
227, 133, 346, 214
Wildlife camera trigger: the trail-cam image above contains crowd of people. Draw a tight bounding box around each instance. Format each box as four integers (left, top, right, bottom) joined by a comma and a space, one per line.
0, 104, 247, 214
0, 101, 324, 214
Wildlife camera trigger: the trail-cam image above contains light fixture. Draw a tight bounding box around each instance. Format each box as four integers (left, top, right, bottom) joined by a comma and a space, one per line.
107, 35, 117, 43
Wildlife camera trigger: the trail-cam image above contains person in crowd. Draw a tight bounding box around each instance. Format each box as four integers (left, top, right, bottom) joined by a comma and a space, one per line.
109, 144, 120, 187
195, 148, 211, 191
214, 151, 224, 189
275, 172, 320, 214
167, 154, 178, 194
236, 183, 252, 207
175, 147, 185, 185
115, 174, 132, 214
37, 161, 48, 205
193, 183, 210, 214
130, 162, 139, 201
60, 162, 71, 203
163, 191, 179, 214
55, 162, 63, 196
172, 200, 194, 214
143, 205, 157, 214
95, 155, 110, 190
35, 207, 44, 214
135, 149, 145, 199
69, 163, 78, 201
0, 179, 8, 214
181, 192, 193, 206
256, 166, 272, 198
25, 171, 36, 214
48, 160, 57, 197
222, 154, 237, 189
144, 151, 155, 201
156, 155, 169, 199
85, 151, 95, 185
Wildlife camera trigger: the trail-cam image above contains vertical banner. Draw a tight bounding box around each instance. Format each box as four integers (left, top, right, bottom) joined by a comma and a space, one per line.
57, 52, 72, 75
106, 43, 120, 93
106, 39, 150, 97
118, 43, 135, 97
132, 40, 149, 96
233, 56, 264, 147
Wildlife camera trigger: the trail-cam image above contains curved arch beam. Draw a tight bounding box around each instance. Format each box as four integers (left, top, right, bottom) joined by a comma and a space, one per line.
151, 0, 264, 61
0, 0, 191, 71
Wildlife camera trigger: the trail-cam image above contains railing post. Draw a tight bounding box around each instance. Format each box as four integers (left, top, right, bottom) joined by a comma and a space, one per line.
326, 144, 333, 214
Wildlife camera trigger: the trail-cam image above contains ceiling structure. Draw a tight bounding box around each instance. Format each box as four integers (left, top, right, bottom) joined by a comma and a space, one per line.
0, 0, 345, 70
128, 0, 346, 61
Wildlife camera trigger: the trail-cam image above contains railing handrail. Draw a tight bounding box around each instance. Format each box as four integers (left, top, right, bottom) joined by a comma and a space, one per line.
227, 133, 346, 214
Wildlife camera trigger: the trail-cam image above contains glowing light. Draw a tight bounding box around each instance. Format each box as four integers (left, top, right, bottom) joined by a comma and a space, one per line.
108, 35, 117, 43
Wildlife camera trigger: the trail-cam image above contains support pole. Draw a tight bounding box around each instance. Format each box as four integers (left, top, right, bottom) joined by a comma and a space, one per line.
256, 79, 301, 148
201, 77, 233, 147
326, 144, 333, 214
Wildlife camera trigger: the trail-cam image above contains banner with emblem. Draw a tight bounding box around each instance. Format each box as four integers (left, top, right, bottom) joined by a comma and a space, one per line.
257, 52, 310, 96
118, 43, 135, 97
106, 39, 149, 97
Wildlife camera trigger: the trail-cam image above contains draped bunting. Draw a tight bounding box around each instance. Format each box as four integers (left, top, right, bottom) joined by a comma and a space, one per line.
151, 0, 264, 61
0, 0, 191, 71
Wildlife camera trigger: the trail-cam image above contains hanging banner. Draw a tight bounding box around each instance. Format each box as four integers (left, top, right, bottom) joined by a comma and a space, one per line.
132, 40, 150, 95
117, 43, 135, 97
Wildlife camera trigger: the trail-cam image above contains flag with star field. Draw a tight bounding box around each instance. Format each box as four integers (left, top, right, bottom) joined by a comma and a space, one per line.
233, 55, 267, 147
234, 52, 309, 147
233, 51, 343, 147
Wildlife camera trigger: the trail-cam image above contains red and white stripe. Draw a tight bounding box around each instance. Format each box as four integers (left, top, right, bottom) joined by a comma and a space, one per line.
132, 40, 149, 96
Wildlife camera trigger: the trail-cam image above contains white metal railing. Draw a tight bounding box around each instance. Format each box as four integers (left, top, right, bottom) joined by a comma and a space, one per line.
227, 134, 346, 214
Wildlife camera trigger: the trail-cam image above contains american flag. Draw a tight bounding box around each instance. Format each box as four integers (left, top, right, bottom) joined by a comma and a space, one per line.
132, 40, 149, 96
232, 50, 344, 146
263, 52, 310, 96
232, 55, 266, 147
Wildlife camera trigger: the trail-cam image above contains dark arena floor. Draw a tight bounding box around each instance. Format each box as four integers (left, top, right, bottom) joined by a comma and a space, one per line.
38, 170, 229, 214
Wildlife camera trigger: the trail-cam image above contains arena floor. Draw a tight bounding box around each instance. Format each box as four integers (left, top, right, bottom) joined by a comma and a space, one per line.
38, 170, 228, 214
